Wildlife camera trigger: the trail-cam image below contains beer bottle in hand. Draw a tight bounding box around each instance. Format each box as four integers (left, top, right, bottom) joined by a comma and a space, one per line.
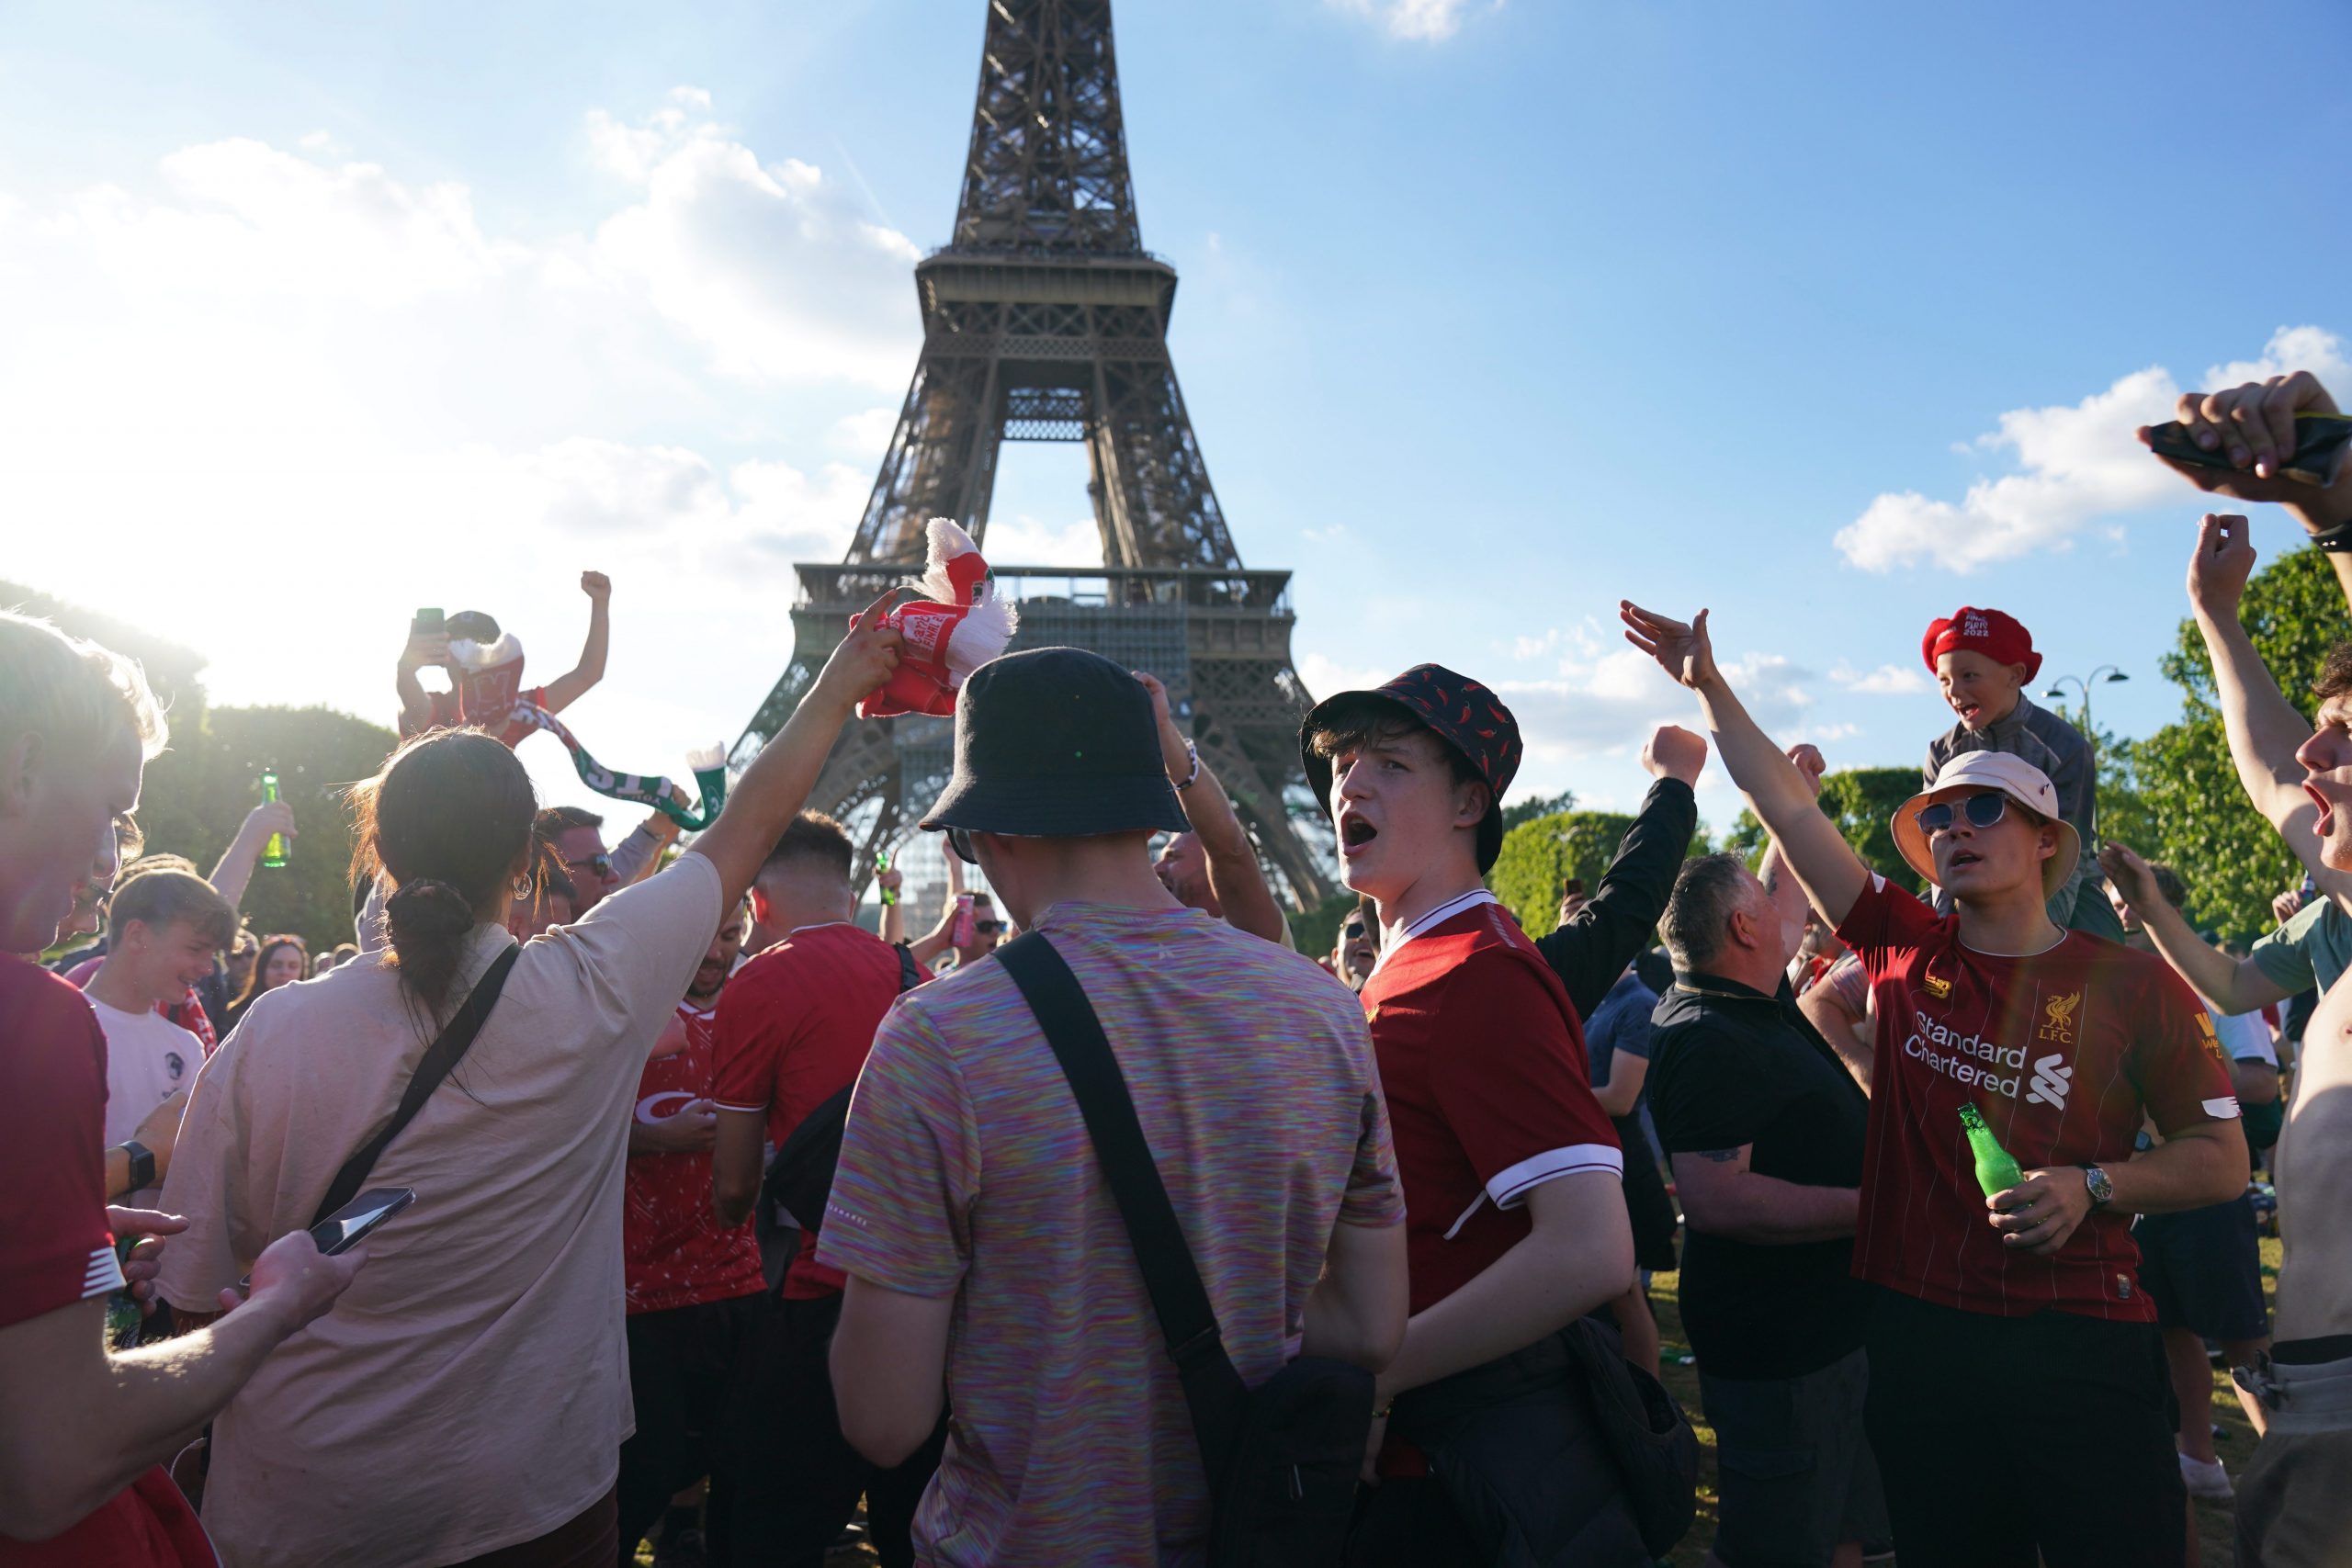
1960, 1103, 2022, 1197
259, 770, 289, 868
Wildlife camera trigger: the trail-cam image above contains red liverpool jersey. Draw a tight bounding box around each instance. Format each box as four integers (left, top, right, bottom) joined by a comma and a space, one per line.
622, 1001, 765, 1315
1838, 875, 2240, 1321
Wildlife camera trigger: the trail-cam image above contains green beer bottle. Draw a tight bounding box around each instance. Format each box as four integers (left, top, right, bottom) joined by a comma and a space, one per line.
259, 770, 288, 868
1960, 1103, 2022, 1197
875, 849, 896, 906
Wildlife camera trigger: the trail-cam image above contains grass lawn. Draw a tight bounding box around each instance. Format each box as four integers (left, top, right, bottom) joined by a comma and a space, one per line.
640, 1239, 2281, 1566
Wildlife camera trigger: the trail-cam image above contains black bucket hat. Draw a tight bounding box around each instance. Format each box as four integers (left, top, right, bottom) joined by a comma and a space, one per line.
919, 646, 1190, 840
1299, 663, 1522, 872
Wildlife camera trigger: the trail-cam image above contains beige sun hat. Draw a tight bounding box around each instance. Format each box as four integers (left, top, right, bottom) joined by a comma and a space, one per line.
1891, 751, 2079, 899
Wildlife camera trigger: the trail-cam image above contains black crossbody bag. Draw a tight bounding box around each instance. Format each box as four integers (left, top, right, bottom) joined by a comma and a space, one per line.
311, 945, 520, 1226
997, 932, 1372, 1568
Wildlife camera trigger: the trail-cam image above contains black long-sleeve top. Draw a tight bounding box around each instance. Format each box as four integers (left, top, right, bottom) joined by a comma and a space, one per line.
1531, 777, 1700, 1021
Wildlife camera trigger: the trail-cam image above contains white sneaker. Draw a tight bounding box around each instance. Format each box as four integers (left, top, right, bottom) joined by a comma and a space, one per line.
2180, 1451, 2233, 1499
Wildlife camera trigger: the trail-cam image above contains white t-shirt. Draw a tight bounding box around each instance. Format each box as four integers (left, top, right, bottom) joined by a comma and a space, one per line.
89, 996, 203, 1203
2211, 1003, 2278, 1067
156, 850, 721, 1568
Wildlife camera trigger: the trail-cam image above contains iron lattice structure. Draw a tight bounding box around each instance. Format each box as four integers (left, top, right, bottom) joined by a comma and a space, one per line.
732, 0, 1334, 905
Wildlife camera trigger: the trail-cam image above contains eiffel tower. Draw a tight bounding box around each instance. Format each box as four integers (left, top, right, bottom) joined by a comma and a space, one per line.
730, 0, 1335, 906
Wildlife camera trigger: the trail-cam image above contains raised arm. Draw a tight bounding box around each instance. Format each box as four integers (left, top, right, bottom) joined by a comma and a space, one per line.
208, 799, 297, 915
1136, 672, 1288, 945
394, 625, 450, 735
2098, 842, 2295, 1016
2183, 514, 2352, 904
877, 864, 907, 945
1621, 603, 1870, 926
688, 592, 900, 912
538, 571, 613, 716
1533, 726, 1702, 1018
2140, 370, 2352, 606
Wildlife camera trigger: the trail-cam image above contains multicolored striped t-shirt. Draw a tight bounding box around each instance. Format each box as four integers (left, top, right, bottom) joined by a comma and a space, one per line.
817, 900, 1403, 1567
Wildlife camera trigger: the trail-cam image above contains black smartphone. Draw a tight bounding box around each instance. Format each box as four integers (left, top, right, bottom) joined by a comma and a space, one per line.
237, 1188, 413, 1294
2143, 412, 2352, 488
413, 607, 445, 635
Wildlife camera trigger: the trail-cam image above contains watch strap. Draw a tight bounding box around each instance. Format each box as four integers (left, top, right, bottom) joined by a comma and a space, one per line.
2081, 1163, 2113, 1209
119, 1139, 156, 1191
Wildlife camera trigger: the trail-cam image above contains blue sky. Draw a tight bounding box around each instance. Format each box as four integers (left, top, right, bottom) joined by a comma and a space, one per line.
5, 0, 2349, 859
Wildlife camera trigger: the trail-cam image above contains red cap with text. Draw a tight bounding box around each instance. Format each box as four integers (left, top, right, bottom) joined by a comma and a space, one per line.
1920, 606, 2041, 682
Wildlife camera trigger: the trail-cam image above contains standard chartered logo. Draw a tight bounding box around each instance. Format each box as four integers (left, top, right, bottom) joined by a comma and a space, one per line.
2024, 1054, 2074, 1109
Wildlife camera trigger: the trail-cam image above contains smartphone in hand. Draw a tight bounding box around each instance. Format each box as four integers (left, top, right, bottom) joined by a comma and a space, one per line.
238, 1188, 413, 1295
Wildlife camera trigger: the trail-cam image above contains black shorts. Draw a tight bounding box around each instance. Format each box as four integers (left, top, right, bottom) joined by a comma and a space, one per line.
1863, 1287, 2185, 1568
2135, 1195, 2269, 1343
1701, 1348, 1889, 1567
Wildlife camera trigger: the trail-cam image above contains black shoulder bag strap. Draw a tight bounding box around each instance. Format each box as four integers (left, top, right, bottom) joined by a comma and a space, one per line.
311, 943, 520, 1227
995, 931, 1251, 1483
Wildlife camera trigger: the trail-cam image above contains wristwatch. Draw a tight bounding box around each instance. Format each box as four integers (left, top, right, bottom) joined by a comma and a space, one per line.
2080, 1163, 2114, 1210
119, 1139, 157, 1192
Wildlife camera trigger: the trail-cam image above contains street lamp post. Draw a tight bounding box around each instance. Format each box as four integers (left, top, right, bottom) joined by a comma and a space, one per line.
2044, 666, 2130, 810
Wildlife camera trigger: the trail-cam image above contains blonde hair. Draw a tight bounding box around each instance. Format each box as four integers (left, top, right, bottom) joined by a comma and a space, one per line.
0, 610, 168, 762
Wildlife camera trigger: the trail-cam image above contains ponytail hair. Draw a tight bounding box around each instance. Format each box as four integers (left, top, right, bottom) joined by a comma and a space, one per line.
349, 728, 537, 1023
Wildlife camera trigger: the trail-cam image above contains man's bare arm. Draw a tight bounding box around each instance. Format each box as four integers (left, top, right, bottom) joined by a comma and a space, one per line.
1136, 672, 1287, 944
1671, 1144, 1859, 1245
539, 571, 613, 716
2100, 842, 2297, 1016
831, 1276, 952, 1468
1592, 1054, 1647, 1119
710, 1108, 766, 1230
1621, 603, 1870, 926
1299, 1219, 1408, 1372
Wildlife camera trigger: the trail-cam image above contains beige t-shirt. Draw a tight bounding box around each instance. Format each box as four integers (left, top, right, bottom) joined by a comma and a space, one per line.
155, 851, 721, 1568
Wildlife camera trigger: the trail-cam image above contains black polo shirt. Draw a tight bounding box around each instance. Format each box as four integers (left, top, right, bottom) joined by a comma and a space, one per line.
1647, 972, 1870, 1380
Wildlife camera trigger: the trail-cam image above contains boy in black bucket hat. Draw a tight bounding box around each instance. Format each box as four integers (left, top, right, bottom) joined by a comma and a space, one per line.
818, 646, 1409, 1564
1302, 664, 1648, 1564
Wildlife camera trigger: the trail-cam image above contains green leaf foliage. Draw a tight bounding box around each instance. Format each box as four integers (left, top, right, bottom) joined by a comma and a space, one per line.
1289, 889, 1361, 958
1490, 809, 1636, 933
1500, 789, 1576, 834
1725, 767, 1921, 888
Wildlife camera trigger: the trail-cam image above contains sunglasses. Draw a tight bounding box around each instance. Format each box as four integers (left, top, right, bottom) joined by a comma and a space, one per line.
1916, 792, 2035, 836
565, 852, 615, 881
973, 919, 1004, 935
946, 827, 978, 865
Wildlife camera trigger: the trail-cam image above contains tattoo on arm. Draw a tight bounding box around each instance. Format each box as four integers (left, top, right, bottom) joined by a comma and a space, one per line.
1689, 1148, 1743, 1163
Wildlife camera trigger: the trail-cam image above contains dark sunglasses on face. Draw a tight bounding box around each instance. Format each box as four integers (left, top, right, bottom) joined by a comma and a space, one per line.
946, 827, 978, 865
566, 852, 615, 881
1917, 792, 2030, 836
973, 919, 1003, 935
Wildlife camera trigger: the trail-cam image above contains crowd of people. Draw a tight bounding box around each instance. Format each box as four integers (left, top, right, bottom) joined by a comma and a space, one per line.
1, 368, 2347, 1568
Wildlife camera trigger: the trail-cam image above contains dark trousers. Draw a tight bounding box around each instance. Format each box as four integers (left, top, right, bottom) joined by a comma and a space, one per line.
1862, 1287, 2186, 1568
729, 1291, 946, 1568
616, 1293, 763, 1563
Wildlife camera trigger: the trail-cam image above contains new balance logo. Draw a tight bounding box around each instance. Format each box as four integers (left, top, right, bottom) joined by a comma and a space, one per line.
2024, 1053, 2073, 1109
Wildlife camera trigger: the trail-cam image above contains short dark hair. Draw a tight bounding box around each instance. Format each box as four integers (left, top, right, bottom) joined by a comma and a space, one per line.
107, 867, 237, 949
1661, 852, 1757, 972
762, 810, 854, 886
2315, 642, 2352, 705
535, 805, 605, 838
1306, 705, 1501, 871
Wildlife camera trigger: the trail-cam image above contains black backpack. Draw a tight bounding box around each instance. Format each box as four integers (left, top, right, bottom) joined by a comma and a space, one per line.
996, 931, 1373, 1568
759, 942, 923, 1232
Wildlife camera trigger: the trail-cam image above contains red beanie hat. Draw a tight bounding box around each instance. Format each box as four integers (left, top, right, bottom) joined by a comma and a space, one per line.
1921, 606, 2041, 682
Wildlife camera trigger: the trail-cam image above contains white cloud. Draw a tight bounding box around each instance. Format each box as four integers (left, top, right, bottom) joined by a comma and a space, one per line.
1833, 661, 1929, 695
1297, 652, 1395, 704
1835, 325, 2350, 574
0, 91, 927, 818
1329, 0, 1484, 42
982, 513, 1104, 570
828, 406, 900, 459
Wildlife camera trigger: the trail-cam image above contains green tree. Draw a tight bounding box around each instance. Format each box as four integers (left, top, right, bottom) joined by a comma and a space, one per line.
1289, 889, 1361, 958
1500, 789, 1576, 834
139, 705, 401, 953
1489, 809, 1636, 933
2120, 545, 2343, 942
1724, 766, 1922, 888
